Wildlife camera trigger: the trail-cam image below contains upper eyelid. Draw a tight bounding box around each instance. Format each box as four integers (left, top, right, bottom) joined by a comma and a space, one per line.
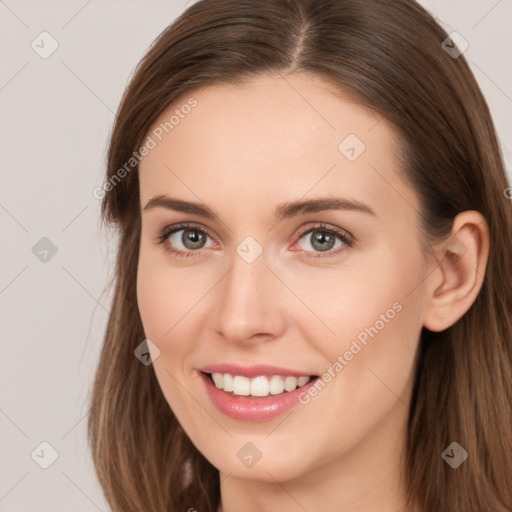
161, 222, 217, 241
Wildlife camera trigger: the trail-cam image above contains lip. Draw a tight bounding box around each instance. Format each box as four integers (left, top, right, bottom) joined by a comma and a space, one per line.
198, 370, 319, 422
199, 363, 316, 378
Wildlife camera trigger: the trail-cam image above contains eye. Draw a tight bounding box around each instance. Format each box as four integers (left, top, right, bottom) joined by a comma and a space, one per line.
156, 222, 354, 259
293, 223, 354, 259
156, 223, 215, 257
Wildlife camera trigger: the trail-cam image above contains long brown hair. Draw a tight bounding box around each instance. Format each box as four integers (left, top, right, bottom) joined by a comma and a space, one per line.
88, 1, 512, 510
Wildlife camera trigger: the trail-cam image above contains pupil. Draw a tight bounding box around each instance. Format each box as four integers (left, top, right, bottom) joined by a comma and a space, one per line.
312, 230, 334, 252
184, 229, 205, 249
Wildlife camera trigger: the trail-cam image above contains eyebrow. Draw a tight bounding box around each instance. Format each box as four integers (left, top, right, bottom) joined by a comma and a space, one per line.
143, 195, 377, 221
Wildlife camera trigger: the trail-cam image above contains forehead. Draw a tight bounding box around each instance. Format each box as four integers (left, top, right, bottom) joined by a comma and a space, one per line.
138, 72, 418, 223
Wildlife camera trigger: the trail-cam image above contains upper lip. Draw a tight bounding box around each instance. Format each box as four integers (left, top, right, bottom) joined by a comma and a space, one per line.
199, 363, 317, 378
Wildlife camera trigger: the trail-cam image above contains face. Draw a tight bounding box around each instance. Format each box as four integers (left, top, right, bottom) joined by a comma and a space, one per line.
137, 72, 431, 482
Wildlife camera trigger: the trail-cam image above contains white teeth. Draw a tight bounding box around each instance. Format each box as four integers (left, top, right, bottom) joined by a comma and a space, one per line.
223, 373, 233, 392
232, 375, 250, 396
212, 372, 223, 388
250, 376, 270, 397
283, 376, 298, 392
269, 375, 284, 395
210, 373, 312, 397
297, 376, 310, 386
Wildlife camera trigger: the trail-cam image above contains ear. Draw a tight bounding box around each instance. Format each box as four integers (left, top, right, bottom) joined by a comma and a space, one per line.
422, 210, 490, 332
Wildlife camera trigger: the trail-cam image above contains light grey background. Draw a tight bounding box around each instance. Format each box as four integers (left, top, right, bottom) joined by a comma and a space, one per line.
1, 1, 510, 510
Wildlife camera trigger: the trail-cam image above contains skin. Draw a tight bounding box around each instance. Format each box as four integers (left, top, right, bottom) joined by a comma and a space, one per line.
136, 72, 489, 512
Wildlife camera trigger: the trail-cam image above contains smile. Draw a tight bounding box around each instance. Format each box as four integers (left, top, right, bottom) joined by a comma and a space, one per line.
208, 372, 313, 397
198, 365, 319, 421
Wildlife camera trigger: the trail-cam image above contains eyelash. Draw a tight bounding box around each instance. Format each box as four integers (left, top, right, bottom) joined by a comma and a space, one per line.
155, 222, 355, 259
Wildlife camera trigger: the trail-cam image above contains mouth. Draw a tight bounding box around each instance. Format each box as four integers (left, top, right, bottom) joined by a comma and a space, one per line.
201, 371, 319, 399
197, 363, 321, 421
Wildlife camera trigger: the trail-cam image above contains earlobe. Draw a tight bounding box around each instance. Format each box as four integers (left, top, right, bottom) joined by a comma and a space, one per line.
422, 211, 490, 332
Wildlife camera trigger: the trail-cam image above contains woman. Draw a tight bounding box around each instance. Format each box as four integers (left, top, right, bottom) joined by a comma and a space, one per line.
88, 0, 512, 511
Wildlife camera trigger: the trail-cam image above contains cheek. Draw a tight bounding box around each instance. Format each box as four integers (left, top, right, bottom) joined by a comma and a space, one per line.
310, 241, 426, 380
136, 260, 171, 341
136, 247, 209, 400
306, 270, 410, 353
136, 245, 200, 341
136, 255, 195, 414
318, 248, 426, 410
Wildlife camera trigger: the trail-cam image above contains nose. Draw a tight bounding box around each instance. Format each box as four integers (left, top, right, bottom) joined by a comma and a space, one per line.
211, 247, 287, 346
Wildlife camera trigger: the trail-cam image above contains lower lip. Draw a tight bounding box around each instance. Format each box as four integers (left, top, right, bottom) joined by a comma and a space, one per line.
199, 371, 318, 422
